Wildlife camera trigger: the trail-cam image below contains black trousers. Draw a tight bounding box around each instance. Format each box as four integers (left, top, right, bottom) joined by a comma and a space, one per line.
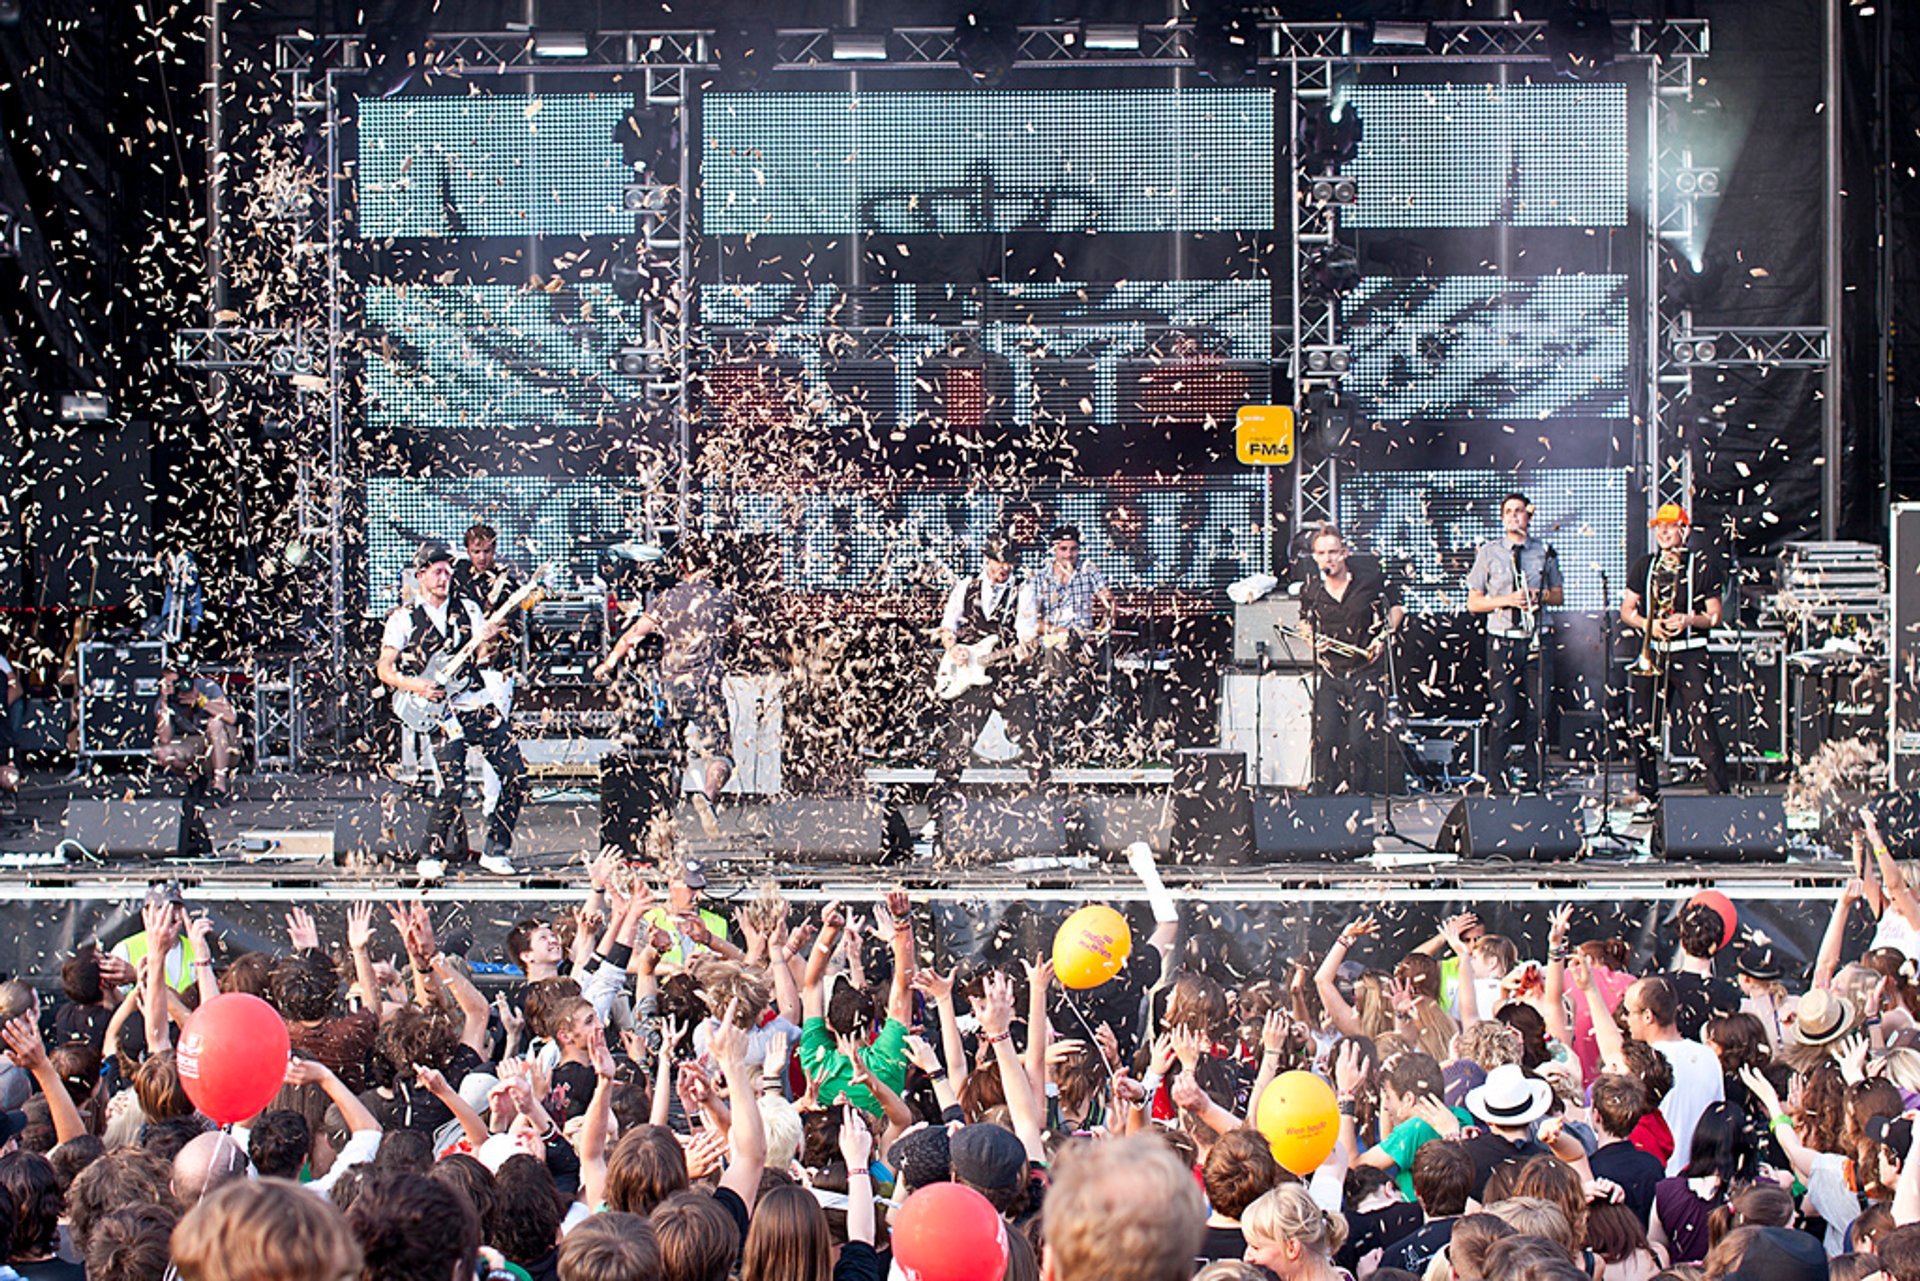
1629, 647, 1728, 796
934, 679, 1050, 799
1486, 637, 1550, 793
424, 704, 527, 861
1311, 663, 1387, 795
1034, 636, 1105, 751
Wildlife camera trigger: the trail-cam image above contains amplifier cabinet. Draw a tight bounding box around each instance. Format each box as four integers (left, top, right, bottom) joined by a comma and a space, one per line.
78, 640, 166, 757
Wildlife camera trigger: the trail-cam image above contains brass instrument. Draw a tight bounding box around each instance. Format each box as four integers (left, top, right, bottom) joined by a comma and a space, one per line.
1628, 548, 1685, 679
1280, 624, 1382, 662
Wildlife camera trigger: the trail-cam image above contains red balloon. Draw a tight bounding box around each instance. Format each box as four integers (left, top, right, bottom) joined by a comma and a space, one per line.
892, 1182, 1008, 1281
177, 992, 291, 1124
1688, 890, 1737, 950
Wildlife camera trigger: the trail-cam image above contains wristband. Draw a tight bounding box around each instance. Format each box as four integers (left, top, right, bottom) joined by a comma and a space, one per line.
928, 1071, 948, 1084
600, 941, 634, 971
1337, 1099, 1357, 1117
1769, 1113, 1794, 1132
847, 1167, 871, 1179
983, 1030, 1012, 1046
1140, 1070, 1163, 1097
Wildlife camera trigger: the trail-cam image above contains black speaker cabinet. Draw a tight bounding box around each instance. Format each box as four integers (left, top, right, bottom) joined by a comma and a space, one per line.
1170, 748, 1252, 864
332, 792, 438, 865
64, 799, 210, 859
765, 798, 907, 866
1252, 793, 1375, 862
1437, 797, 1583, 861
599, 750, 675, 857
1655, 795, 1788, 863
938, 794, 1063, 863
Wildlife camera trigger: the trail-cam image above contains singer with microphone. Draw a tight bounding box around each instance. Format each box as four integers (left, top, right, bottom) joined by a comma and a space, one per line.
1465, 492, 1563, 794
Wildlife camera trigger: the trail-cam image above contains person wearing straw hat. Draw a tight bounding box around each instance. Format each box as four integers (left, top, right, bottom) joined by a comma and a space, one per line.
1784, 987, 1857, 1050
1620, 503, 1729, 806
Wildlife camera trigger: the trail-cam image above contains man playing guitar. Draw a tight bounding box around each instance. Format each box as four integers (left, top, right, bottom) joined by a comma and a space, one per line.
1030, 523, 1116, 749
1299, 524, 1404, 795
448, 522, 523, 829
376, 540, 527, 879
931, 537, 1049, 811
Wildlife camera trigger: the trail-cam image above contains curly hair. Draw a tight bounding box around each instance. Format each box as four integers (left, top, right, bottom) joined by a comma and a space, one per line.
1454, 1021, 1523, 1070
0, 1153, 62, 1259
268, 954, 339, 1023
690, 958, 772, 1028
374, 1005, 460, 1075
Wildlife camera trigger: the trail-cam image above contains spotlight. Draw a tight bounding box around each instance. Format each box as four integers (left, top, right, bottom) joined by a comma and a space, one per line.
710, 20, 779, 91
953, 11, 1018, 87
1691, 338, 1718, 363
621, 184, 655, 212
831, 30, 889, 61
1297, 105, 1363, 170
1675, 170, 1697, 195
1684, 167, 1723, 196
615, 347, 663, 378
1369, 20, 1430, 49
1302, 245, 1361, 300
1302, 345, 1351, 377
58, 392, 109, 422
268, 347, 298, 377
1545, 3, 1616, 79
1082, 23, 1140, 51
1191, 2, 1260, 85
1310, 178, 1334, 204
1306, 175, 1358, 206
1333, 178, 1358, 205
532, 31, 590, 58
1672, 338, 1695, 364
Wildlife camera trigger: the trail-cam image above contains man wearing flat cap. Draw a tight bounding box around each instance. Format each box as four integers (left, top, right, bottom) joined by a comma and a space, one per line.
376, 540, 528, 879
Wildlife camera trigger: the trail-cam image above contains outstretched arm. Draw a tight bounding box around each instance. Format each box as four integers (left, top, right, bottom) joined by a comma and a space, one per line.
885, 891, 915, 1027
709, 1003, 767, 1213
1315, 917, 1377, 1039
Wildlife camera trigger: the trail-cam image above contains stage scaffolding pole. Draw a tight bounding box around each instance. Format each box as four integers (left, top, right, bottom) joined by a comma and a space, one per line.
1823, 0, 1844, 539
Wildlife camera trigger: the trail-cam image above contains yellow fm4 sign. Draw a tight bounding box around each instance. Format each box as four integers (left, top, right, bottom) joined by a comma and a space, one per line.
1235, 405, 1294, 466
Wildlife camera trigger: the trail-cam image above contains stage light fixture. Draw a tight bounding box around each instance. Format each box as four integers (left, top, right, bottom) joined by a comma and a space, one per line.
1545, 3, 1616, 79
1307, 174, 1359, 206
1083, 23, 1140, 51
1691, 338, 1717, 363
1191, 3, 1259, 85
532, 31, 590, 58
615, 105, 679, 182
1302, 245, 1361, 300
831, 30, 889, 61
1370, 20, 1430, 49
1672, 337, 1694, 364
0, 1, 20, 28
711, 20, 779, 91
611, 263, 646, 305
953, 12, 1018, 87
1297, 105, 1363, 171
58, 392, 109, 422
615, 346, 662, 378
1303, 345, 1351, 377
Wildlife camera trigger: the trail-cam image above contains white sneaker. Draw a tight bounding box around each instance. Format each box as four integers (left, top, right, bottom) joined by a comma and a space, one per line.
477, 853, 519, 877
415, 857, 446, 881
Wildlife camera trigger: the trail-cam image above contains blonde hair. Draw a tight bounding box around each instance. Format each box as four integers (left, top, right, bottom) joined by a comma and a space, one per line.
1880, 1046, 1920, 1093
1405, 999, 1459, 1063
1242, 1184, 1350, 1260
171, 1179, 363, 1281
759, 1096, 803, 1171
1482, 1196, 1576, 1255
1453, 1021, 1522, 1070
1043, 1136, 1205, 1281
691, 957, 772, 1027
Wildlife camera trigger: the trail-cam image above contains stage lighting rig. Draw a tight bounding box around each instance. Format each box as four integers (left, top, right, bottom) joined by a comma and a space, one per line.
1302, 345, 1352, 377
711, 20, 778, 91
1297, 104, 1362, 172
615, 105, 679, 185
954, 11, 1018, 87
1302, 245, 1361, 301
1674, 167, 1722, 197
1191, 2, 1260, 85
1082, 23, 1141, 51
831, 30, 890, 61
1307, 175, 1358, 207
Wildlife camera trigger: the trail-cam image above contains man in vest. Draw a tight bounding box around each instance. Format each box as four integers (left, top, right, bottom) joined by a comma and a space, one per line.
642, 858, 740, 970
930, 538, 1049, 822
376, 540, 527, 879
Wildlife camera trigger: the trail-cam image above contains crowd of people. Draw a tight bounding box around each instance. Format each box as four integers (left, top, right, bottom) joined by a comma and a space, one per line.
1, 818, 1919, 1281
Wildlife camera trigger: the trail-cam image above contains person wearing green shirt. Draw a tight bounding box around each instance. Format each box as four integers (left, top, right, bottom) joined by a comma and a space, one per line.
1354, 1051, 1470, 1201
798, 892, 915, 1115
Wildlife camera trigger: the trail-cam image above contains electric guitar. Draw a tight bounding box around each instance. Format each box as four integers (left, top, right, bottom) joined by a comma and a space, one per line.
932, 632, 1069, 701
393, 565, 552, 734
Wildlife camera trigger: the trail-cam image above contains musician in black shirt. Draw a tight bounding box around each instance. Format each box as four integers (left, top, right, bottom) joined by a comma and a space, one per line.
1620, 504, 1728, 801
449, 523, 525, 828
930, 537, 1049, 809
1299, 524, 1404, 796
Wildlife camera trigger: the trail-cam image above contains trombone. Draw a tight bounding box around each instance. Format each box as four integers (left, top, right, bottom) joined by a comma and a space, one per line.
1628, 549, 1684, 680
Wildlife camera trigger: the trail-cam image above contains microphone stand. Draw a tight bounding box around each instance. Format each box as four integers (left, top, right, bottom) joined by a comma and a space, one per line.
1376, 614, 1437, 853
1589, 568, 1635, 855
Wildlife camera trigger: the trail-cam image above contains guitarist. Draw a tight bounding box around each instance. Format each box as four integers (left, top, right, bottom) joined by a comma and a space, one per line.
931, 537, 1049, 812
376, 540, 527, 878
449, 522, 523, 828
1299, 524, 1404, 796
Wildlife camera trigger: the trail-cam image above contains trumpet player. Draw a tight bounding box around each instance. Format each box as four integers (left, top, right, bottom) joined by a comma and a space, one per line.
1620, 503, 1728, 802
1466, 492, 1564, 794
1300, 524, 1404, 795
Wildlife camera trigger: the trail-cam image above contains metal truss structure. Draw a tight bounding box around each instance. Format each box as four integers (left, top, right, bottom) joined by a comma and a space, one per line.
208, 15, 1766, 743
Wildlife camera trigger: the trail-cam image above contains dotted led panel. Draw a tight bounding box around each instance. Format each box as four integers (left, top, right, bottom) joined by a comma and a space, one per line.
1341, 275, 1630, 420
701, 280, 1271, 429
1340, 83, 1628, 228
367, 475, 657, 614
363, 283, 654, 432
357, 94, 636, 238
1340, 468, 1630, 613
701, 90, 1274, 236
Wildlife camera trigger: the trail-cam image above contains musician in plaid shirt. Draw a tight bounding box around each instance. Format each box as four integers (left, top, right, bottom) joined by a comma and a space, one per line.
1028, 524, 1116, 749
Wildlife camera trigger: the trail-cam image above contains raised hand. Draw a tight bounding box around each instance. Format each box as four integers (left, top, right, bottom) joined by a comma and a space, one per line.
286, 907, 320, 952
1334, 1039, 1368, 1095
762, 1028, 790, 1077
587, 1025, 618, 1079
0, 1013, 48, 1073
1548, 904, 1572, 949
1337, 915, 1378, 947
676, 1060, 712, 1114
684, 1127, 727, 1178
1261, 1010, 1288, 1056
1022, 957, 1055, 994
284, 1057, 331, 1088
1094, 1021, 1120, 1068
185, 913, 215, 955
838, 1103, 874, 1168
346, 902, 374, 952
1564, 954, 1593, 991
911, 967, 956, 1005
707, 1000, 748, 1069
1170, 1071, 1208, 1113
970, 972, 1016, 1040
416, 1065, 451, 1096
903, 1034, 944, 1076
1170, 1025, 1207, 1074
821, 900, 847, 932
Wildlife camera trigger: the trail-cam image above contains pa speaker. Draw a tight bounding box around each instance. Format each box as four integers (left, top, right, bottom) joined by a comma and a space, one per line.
765, 798, 907, 866
938, 794, 1063, 863
64, 799, 209, 859
332, 792, 437, 866
1253, 793, 1375, 862
1437, 797, 1583, 861
1655, 795, 1788, 863
599, 750, 674, 857
1170, 748, 1252, 864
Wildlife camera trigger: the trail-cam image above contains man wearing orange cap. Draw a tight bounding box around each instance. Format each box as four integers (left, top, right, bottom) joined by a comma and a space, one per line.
1620, 504, 1727, 802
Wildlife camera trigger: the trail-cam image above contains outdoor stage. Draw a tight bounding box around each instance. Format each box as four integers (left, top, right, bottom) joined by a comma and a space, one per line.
0, 764, 1863, 988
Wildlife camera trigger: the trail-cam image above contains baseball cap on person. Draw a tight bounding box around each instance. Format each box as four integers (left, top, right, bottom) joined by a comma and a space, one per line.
144, 880, 186, 910
949, 1123, 1027, 1193
672, 858, 708, 889
1648, 503, 1691, 528
414, 540, 455, 570
1868, 1113, 1915, 1157
1048, 524, 1081, 544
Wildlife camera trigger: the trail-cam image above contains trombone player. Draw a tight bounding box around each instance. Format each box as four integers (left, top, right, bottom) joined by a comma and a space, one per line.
1299, 524, 1404, 795
1620, 503, 1728, 803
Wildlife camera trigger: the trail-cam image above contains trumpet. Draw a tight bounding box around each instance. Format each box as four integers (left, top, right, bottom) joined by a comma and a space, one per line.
1279, 624, 1382, 661
1628, 548, 1684, 680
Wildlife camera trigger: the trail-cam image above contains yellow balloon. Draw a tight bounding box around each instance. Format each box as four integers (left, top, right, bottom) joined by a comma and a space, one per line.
1255, 1071, 1340, 1175
1051, 906, 1133, 990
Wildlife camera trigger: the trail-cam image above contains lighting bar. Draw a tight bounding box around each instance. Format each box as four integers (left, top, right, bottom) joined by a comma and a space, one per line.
1083, 23, 1141, 51
532, 31, 590, 58
831, 30, 889, 61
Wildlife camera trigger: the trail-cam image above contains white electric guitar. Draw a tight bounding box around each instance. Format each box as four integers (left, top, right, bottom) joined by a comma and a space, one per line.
393, 565, 552, 734
932, 631, 1069, 701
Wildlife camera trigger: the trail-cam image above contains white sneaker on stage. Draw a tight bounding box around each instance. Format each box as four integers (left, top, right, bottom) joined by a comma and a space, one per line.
415, 857, 446, 882
478, 852, 519, 877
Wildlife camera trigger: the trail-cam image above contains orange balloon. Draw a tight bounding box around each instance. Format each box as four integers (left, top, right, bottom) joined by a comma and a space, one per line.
1687, 890, 1737, 950
1255, 1070, 1340, 1175
1051, 905, 1133, 990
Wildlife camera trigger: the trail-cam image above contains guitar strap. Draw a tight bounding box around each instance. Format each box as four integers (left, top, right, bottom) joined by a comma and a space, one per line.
404, 601, 464, 675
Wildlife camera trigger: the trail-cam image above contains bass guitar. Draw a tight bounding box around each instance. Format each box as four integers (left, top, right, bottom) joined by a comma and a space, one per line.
393, 565, 552, 734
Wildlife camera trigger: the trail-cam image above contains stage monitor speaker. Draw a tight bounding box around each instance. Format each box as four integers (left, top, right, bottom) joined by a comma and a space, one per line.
938, 794, 1063, 863
1655, 795, 1788, 863
1252, 793, 1375, 862
1437, 797, 1583, 861
1170, 748, 1251, 864
765, 798, 907, 866
332, 792, 437, 865
1083, 793, 1172, 856
64, 799, 209, 859
599, 750, 674, 857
